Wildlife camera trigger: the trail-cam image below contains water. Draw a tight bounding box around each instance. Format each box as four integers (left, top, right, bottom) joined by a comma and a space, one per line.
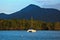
0, 30, 60, 40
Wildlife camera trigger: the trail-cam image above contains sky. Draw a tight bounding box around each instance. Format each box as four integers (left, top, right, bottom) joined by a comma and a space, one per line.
0, 0, 60, 14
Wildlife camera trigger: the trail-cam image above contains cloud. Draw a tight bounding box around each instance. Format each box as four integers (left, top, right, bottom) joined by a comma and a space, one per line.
35, 0, 60, 10
42, 3, 60, 10
35, 0, 60, 5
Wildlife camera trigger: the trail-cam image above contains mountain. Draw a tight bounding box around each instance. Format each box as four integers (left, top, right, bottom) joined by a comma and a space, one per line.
0, 13, 9, 19
0, 4, 60, 22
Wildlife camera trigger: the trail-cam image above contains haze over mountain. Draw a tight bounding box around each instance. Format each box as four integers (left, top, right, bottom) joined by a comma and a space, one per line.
0, 4, 60, 22
43, 3, 60, 10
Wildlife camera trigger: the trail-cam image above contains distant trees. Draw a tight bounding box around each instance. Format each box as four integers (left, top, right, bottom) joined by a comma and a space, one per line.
41, 23, 49, 30
49, 23, 55, 30
55, 22, 60, 30
0, 19, 60, 30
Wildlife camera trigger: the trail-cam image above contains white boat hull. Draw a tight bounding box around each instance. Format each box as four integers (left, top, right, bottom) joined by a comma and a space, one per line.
27, 29, 36, 32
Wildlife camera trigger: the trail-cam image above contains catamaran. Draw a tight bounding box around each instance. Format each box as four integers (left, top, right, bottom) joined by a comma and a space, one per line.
27, 29, 36, 32
27, 16, 36, 32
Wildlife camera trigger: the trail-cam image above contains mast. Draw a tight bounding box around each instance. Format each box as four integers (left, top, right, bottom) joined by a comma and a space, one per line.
30, 16, 34, 28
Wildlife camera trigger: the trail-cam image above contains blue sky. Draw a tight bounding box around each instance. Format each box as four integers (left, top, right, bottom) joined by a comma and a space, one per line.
0, 0, 60, 14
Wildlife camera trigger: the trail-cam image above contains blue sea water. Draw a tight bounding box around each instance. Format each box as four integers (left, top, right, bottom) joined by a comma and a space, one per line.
0, 30, 60, 40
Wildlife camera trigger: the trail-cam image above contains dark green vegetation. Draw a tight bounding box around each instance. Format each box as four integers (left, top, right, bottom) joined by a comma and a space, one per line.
0, 19, 60, 30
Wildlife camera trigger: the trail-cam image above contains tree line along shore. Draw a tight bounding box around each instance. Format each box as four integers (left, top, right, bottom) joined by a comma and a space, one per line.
0, 19, 60, 30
